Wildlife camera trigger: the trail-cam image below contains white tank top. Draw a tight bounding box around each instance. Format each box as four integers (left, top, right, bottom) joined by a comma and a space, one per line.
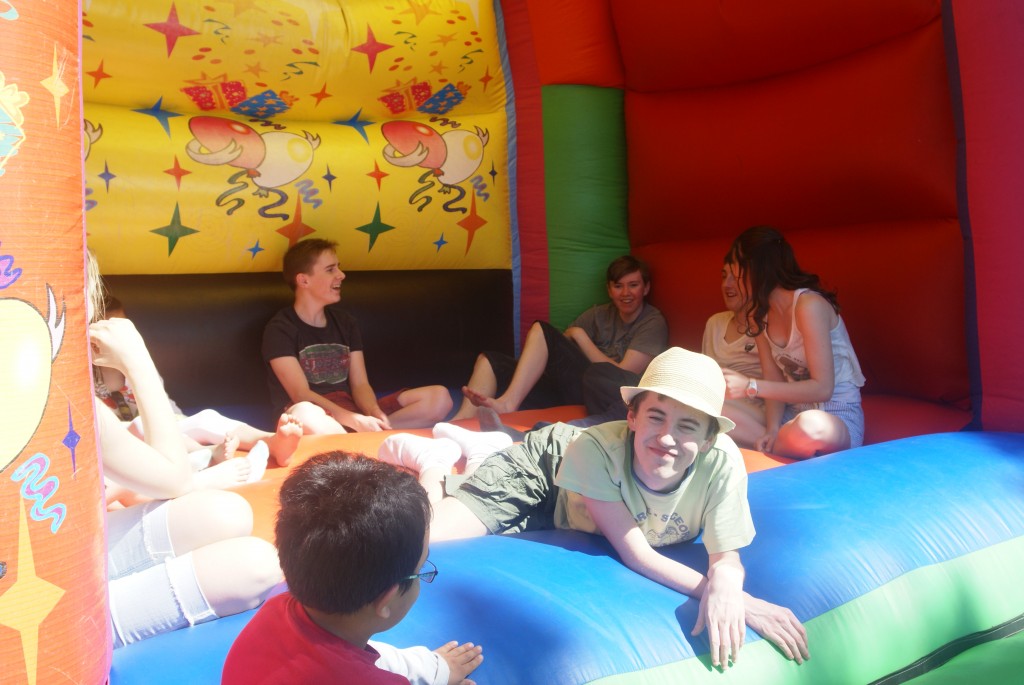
766, 289, 865, 403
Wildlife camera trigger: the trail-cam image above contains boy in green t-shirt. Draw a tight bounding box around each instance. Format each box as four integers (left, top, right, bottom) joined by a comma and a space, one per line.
425, 347, 809, 670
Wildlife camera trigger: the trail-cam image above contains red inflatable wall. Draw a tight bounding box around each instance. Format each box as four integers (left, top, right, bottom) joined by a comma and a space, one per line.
946, 0, 1024, 432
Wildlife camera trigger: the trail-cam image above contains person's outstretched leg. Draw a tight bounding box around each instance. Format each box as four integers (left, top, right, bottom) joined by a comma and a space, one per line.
432, 421, 513, 476
431, 497, 490, 541
378, 434, 462, 502
228, 413, 303, 467
192, 437, 255, 489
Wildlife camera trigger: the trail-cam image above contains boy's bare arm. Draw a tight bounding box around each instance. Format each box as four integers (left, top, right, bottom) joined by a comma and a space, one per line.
269, 355, 383, 431
584, 496, 808, 668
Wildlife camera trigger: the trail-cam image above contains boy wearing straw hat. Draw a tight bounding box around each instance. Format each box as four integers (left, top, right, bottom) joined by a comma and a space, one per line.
431, 347, 809, 669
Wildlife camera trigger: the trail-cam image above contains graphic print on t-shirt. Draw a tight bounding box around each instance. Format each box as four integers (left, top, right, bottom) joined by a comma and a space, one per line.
777, 354, 809, 382
299, 343, 350, 384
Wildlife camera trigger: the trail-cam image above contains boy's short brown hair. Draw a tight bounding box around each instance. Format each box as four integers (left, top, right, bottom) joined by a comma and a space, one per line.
282, 238, 338, 291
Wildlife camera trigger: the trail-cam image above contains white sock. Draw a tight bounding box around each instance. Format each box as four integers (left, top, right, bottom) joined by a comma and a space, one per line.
245, 441, 269, 483
176, 409, 244, 445
378, 434, 461, 474
432, 422, 512, 465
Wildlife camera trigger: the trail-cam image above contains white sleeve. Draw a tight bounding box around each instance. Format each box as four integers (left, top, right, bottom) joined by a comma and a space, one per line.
370, 641, 450, 685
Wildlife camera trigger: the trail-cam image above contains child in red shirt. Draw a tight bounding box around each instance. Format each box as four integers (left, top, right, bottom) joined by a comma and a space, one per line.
223, 452, 482, 684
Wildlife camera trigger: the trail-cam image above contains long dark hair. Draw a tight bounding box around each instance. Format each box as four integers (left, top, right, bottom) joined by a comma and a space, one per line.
726, 226, 838, 337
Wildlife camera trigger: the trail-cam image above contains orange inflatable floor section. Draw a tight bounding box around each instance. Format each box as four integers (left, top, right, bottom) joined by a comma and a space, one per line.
233, 406, 793, 543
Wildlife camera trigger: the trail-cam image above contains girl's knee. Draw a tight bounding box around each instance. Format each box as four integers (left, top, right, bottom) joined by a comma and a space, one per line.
189, 490, 254, 537
785, 410, 849, 454
193, 537, 283, 616
234, 536, 283, 591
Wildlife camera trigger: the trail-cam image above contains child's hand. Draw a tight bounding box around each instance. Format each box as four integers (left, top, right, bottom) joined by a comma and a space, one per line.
434, 641, 483, 684
89, 318, 152, 376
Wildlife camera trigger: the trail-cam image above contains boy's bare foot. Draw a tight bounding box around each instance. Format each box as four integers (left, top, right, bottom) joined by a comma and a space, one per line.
460, 387, 514, 414
266, 413, 303, 467
434, 641, 483, 685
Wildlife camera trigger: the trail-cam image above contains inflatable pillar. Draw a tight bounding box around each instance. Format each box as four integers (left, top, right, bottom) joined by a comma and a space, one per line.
945, 0, 1024, 432
0, 3, 110, 684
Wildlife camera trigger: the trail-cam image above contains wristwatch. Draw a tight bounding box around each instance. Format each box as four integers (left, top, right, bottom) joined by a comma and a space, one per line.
745, 378, 759, 399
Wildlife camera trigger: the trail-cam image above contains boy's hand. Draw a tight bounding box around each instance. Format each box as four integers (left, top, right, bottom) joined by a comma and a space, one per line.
755, 430, 778, 453
692, 563, 745, 669
721, 368, 750, 400
434, 641, 483, 684
339, 411, 388, 432
369, 406, 392, 431
743, 595, 809, 664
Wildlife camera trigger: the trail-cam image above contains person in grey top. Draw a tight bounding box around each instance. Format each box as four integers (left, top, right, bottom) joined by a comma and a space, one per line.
451, 255, 668, 421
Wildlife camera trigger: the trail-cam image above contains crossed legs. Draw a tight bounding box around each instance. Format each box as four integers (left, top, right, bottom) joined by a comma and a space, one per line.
289, 385, 452, 434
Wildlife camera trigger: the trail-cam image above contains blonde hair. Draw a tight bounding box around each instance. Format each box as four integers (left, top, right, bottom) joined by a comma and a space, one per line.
86, 250, 105, 324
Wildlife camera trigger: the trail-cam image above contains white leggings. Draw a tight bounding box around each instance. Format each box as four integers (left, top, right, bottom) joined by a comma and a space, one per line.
107, 501, 218, 648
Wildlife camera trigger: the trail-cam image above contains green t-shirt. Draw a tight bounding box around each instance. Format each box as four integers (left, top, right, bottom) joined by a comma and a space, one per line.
553, 421, 755, 554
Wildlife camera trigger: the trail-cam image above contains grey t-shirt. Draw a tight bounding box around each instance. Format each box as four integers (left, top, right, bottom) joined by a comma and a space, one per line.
570, 302, 668, 362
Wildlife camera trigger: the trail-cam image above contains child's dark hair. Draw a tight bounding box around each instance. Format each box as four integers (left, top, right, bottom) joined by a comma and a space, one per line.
275, 451, 431, 614
282, 238, 338, 291
606, 254, 651, 285
725, 226, 839, 337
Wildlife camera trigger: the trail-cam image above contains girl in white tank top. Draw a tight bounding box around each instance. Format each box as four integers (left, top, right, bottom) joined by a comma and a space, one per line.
718, 226, 865, 459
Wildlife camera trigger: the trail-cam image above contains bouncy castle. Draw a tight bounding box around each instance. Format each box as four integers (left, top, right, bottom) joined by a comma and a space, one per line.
2, 0, 1024, 683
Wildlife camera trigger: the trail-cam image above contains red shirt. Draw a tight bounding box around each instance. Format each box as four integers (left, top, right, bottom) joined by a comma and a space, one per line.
222, 592, 410, 685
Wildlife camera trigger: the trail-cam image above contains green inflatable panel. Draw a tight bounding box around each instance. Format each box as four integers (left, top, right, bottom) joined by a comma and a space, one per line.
542, 85, 629, 328
903, 629, 1024, 684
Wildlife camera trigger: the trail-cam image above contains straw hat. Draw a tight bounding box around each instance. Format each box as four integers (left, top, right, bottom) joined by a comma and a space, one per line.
620, 347, 736, 433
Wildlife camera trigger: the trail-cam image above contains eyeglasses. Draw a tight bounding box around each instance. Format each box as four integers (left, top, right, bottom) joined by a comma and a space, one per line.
404, 558, 438, 583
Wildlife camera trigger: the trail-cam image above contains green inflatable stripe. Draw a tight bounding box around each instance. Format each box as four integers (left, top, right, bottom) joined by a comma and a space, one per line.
588, 535, 1024, 684
542, 85, 629, 328
901, 628, 1024, 684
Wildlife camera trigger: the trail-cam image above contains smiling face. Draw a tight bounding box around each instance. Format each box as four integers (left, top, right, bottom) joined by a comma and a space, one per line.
608, 269, 650, 323
628, 392, 714, 493
720, 261, 748, 315
299, 250, 345, 305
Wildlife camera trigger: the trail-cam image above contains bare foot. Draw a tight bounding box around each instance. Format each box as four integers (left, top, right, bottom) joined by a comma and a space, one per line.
193, 455, 251, 490
434, 641, 483, 684
210, 434, 240, 464
461, 386, 514, 414
265, 413, 303, 467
